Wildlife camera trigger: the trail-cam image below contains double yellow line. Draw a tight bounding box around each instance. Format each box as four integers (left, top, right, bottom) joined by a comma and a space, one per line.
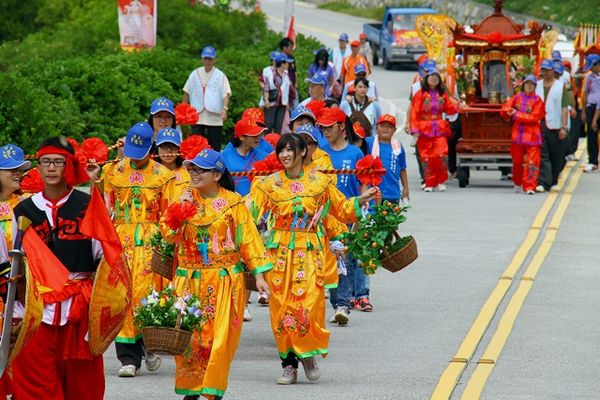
431, 146, 586, 400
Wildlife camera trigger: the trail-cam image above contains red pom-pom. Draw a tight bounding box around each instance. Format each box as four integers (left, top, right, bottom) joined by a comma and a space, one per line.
263, 133, 281, 148
180, 135, 211, 159
356, 155, 386, 186
80, 138, 109, 163
66, 138, 80, 152
164, 202, 198, 231
21, 169, 45, 194
305, 100, 327, 120
175, 103, 200, 125
250, 152, 283, 181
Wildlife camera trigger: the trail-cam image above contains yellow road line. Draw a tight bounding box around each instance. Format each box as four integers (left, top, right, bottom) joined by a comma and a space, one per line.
460, 163, 585, 399
431, 146, 586, 400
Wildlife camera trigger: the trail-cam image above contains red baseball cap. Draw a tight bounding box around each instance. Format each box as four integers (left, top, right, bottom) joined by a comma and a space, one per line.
351, 40, 360, 47
377, 114, 396, 127
317, 107, 347, 127
242, 107, 266, 126
352, 122, 366, 139
234, 118, 266, 138
359, 33, 367, 40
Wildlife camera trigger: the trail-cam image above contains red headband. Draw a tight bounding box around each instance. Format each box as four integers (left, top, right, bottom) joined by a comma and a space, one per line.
36, 145, 89, 187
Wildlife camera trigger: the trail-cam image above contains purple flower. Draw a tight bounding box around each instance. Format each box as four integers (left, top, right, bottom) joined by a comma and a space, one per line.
194, 309, 202, 318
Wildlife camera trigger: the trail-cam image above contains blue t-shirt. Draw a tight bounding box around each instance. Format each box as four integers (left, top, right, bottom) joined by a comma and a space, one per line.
221, 146, 268, 196
257, 137, 274, 154
322, 142, 364, 198
366, 137, 407, 200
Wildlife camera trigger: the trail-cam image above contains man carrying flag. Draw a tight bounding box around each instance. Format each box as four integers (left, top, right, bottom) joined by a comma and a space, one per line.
10, 137, 111, 400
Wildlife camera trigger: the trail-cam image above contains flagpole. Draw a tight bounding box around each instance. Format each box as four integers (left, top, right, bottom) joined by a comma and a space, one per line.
283, 0, 294, 37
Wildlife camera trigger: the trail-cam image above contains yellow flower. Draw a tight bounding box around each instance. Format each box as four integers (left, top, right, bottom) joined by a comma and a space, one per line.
159, 298, 166, 307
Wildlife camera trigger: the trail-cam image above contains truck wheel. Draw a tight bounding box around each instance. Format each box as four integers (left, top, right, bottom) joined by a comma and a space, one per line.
383, 51, 392, 70
371, 43, 379, 66
458, 167, 469, 188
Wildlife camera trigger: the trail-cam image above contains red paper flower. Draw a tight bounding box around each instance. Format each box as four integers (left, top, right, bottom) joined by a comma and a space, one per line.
180, 135, 211, 159
164, 202, 198, 231
21, 169, 45, 194
305, 100, 327, 120
175, 103, 200, 126
251, 152, 283, 174
356, 155, 386, 187
264, 133, 281, 148
80, 138, 109, 163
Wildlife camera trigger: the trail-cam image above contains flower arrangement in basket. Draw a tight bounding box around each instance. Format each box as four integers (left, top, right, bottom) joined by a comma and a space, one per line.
149, 231, 175, 280
343, 201, 418, 274
455, 62, 479, 97
510, 56, 535, 92
134, 287, 205, 355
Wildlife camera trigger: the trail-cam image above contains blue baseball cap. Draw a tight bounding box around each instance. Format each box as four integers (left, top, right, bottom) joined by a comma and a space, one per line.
270, 51, 281, 60
304, 73, 327, 86
295, 124, 320, 143
584, 54, 600, 72
150, 97, 175, 116
312, 47, 328, 55
156, 127, 182, 147
551, 50, 562, 61
523, 74, 537, 84
419, 59, 437, 77
201, 46, 217, 59
290, 105, 316, 122
124, 122, 154, 160
274, 53, 293, 63
183, 148, 226, 173
354, 63, 367, 74
553, 60, 564, 74
339, 33, 349, 42
540, 59, 554, 70
0, 144, 31, 170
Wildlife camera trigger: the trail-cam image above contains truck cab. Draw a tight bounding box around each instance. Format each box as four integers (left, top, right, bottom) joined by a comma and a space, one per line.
364, 7, 437, 70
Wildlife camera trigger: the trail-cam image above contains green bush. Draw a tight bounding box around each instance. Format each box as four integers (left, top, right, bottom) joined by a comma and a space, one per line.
0, 0, 322, 154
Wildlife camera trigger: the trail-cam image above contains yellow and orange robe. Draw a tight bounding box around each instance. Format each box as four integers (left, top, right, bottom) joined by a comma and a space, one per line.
101, 158, 177, 343
310, 148, 333, 172
248, 167, 361, 360
172, 166, 192, 192
159, 188, 272, 398
0, 193, 28, 250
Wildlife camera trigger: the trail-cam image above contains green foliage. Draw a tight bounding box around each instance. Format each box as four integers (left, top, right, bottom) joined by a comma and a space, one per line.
0, 0, 322, 154
134, 287, 205, 332
343, 201, 411, 274
150, 231, 175, 258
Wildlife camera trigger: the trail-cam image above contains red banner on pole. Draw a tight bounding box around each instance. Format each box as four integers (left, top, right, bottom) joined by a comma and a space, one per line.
117, 0, 157, 50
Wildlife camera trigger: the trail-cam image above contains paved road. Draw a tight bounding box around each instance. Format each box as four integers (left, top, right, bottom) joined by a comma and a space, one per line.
104, 2, 600, 399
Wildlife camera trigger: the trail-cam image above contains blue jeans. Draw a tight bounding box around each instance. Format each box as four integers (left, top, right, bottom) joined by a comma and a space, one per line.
329, 254, 370, 309
353, 261, 370, 300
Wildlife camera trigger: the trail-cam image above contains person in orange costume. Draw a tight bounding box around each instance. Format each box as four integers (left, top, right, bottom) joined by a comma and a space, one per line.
501, 75, 546, 194
409, 67, 459, 192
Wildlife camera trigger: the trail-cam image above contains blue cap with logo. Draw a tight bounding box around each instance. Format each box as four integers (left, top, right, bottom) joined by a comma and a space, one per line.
523, 74, 537, 85
354, 63, 367, 74
419, 59, 437, 77
274, 52, 293, 63
270, 51, 281, 60
150, 97, 175, 116
156, 127, 182, 147
124, 122, 154, 160
304, 73, 327, 86
339, 33, 349, 42
540, 59, 554, 70
0, 144, 31, 170
290, 105, 316, 122
584, 54, 600, 72
201, 46, 217, 59
295, 124, 320, 143
551, 50, 562, 61
183, 148, 226, 173
553, 60, 564, 74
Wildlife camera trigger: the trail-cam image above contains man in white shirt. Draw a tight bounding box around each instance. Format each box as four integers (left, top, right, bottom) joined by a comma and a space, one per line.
183, 45, 232, 150
330, 33, 351, 79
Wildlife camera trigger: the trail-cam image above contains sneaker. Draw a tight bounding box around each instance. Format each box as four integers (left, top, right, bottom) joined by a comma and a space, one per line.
535, 185, 546, 193
584, 163, 598, 172
334, 306, 349, 325
349, 298, 356, 309
436, 183, 446, 192
300, 356, 320, 381
423, 187, 434, 192
258, 292, 269, 306
243, 306, 252, 322
277, 366, 298, 385
329, 314, 337, 324
144, 351, 161, 372
118, 365, 137, 378
421, 182, 426, 190
514, 185, 522, 193
354, 297, 374, 312
526, 190, 535, 195
550, 185, 560, 192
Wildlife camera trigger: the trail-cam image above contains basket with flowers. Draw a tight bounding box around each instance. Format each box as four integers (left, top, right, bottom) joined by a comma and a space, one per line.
134, 287, 205, 355
343, 201, 418, 275
149, 231, 175, 280
510, 56, 535, 92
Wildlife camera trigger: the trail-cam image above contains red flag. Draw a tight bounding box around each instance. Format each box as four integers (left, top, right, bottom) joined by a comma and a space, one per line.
287, 15, 296, 43
23, 229, 70, 292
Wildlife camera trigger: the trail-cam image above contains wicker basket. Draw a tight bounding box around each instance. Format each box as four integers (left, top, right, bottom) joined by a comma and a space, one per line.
244, 271, 257, 292
151, 249, 174, 280
381, 234, 418, 273
141, 314, 192, 355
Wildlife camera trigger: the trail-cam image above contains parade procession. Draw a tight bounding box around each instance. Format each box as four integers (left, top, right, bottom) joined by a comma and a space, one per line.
1, 0, 600, 399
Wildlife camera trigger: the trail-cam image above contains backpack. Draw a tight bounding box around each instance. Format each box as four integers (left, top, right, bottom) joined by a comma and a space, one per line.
348, 100, 372, 137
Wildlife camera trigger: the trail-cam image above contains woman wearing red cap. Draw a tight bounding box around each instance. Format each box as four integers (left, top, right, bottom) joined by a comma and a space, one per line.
160, 149, 271, 400
248, 133, 378, 386
410, 68, 460, 192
